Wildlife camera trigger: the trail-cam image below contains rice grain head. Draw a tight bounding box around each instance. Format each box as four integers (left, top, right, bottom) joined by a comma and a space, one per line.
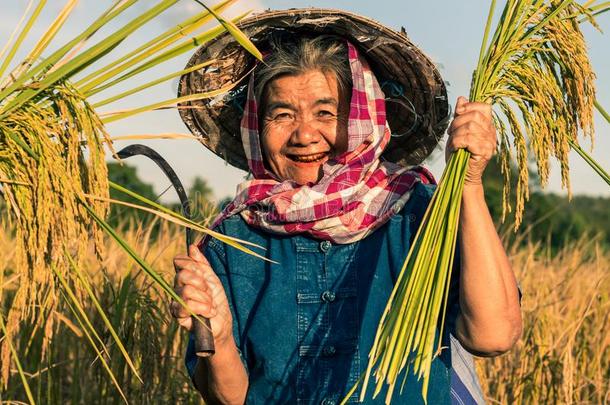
0, 81, 110, 385
479, 1, 596, 227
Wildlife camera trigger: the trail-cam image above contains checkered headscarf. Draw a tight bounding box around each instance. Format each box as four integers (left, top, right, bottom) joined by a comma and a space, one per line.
207, 42, 434, 244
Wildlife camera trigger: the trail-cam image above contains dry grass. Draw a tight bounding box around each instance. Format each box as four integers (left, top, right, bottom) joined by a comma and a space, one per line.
477, 237, 610, 404
1, 215, 608, 403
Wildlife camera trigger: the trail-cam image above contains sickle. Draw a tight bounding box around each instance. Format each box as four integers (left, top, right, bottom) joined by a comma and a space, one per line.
117, 144, 215, 357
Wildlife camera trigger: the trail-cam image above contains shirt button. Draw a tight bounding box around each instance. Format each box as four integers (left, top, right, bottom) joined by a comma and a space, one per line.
319, 240, 331, 252
321, 398, 336, 405
321, 290, 336, 302
392, 201, 404, 214
322, 346, 337, 356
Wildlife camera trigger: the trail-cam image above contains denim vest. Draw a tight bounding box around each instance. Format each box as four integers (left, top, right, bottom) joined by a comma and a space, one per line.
186, 183, 484, 404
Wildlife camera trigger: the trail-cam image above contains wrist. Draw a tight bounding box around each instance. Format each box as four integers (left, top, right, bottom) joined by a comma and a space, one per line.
200, 333, 237, 368
214, 333, 237, 353
197, 335, 239, 384
462, 182, 484, 197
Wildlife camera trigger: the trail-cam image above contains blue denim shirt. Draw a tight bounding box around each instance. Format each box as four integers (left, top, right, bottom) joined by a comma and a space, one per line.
186, 183, 484, 404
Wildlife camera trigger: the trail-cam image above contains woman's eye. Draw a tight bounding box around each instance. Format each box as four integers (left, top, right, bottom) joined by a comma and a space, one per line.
273, 112, 292, 120
317, 110, 335, 118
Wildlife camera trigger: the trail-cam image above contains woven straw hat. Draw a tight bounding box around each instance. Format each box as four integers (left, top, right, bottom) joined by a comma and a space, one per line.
178, 8, 450, 170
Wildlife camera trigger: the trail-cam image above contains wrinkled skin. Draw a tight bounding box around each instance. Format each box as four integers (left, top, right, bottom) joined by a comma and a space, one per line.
260, 70, 349, 185
447, 96, 498, 185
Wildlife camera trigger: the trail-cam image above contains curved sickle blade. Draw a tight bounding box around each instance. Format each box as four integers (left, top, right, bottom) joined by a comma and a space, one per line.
116, 144, 214, 357
116, 144, 192, 249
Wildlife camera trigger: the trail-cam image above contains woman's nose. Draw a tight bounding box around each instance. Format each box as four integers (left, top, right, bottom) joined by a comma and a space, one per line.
290, 119, 321, 146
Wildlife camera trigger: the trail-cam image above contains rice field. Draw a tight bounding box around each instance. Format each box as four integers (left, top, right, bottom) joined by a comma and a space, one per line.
0, 215, 608, 404
0, 218, 201, 404
476, 236, 610, 404
1, 1, 608, 404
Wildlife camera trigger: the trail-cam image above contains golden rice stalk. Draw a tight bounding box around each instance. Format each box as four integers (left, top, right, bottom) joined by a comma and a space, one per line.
0, 82, 109, 383
473, 0, 597, 227
0, 0, 259, 392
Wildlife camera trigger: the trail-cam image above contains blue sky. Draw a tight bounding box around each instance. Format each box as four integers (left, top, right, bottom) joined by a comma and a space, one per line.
2, 1, 609, 201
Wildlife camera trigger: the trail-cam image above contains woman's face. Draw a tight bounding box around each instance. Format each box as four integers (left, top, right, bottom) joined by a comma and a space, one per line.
260, 69, 349, 185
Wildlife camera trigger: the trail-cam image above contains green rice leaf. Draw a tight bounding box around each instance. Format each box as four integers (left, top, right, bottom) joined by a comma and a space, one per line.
77, 0, 238, 92
473, 0, 497, 97
0, 313, 36, 405
569, 139, 610, 186
595, 99, 610, 123
0, 0, 177, 119
104, 181, 272, 260
59, 288, 128, 404
80, 201, 216, 334
64, 251, 143, 384
24, 0, 80, 69
0, 0, 139, 115
100, 81, 243, 123
0, 0, 47, 78
82, 18, 242, 97
192, 0, 262, 61
92, 60, 215, 108
0, 0, 34, 63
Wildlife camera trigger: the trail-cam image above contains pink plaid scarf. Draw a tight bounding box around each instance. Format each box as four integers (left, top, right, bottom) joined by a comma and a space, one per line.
208, 43, 434, 244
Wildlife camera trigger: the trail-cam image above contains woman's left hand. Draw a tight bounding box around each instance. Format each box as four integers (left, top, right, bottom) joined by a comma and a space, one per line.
446, 96, 497, 185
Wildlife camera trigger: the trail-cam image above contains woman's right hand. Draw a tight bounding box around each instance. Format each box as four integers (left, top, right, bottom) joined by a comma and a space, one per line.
171, 244, 234, 346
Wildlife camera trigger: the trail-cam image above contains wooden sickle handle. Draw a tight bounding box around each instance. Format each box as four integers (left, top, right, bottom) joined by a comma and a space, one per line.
193, 316, 215, 357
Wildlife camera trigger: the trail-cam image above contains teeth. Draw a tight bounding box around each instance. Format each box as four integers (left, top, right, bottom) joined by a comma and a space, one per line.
291, 153, 326, 162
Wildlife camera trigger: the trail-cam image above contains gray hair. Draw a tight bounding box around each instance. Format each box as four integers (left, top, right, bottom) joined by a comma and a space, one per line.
254, 34, 352, 113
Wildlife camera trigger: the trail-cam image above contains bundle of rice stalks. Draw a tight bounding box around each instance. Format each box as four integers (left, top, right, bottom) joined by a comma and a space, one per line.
0, 0, 260, 401
356, 1, 609, 403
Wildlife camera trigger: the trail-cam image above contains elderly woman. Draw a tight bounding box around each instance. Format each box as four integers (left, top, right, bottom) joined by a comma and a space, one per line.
171, 9, 521, 405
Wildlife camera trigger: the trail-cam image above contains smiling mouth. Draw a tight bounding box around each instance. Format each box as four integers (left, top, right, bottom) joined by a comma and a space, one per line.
287, 152, 329, 163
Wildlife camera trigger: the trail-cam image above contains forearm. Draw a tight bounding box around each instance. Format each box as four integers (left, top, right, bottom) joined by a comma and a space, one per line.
456, 183, 522, 356
193, 338, 248, 404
